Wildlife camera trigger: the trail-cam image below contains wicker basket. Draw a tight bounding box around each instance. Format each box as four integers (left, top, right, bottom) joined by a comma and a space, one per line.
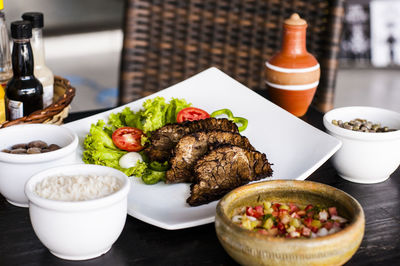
0, 76, 76, 128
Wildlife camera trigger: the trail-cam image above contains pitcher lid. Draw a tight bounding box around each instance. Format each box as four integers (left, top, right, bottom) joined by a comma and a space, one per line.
284, 13, 307, 26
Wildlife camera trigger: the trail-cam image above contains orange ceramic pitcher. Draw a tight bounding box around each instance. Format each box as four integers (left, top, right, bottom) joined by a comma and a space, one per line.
265, 13, 320, 117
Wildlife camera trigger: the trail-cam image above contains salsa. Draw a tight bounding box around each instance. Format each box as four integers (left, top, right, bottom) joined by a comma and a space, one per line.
231, 202, 348, 238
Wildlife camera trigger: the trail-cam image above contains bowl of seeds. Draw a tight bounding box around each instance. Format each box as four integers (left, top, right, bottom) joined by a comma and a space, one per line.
0, 124, 79, 207
323, 106, 400, 184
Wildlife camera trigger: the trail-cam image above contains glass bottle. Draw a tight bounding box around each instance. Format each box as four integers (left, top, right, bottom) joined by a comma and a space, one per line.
22, 12, 53, 108
0, 0, 12, 123
6, 21, 43, 120
0, 0, 12, 87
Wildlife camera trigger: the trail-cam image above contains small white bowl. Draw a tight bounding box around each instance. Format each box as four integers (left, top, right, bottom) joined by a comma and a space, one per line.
323, 106, 400, 184
0, 124, 79, 207
25, 164, 130, 261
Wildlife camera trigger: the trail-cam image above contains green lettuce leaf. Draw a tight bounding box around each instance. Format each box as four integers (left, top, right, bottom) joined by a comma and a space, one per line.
82, 97, 191, 182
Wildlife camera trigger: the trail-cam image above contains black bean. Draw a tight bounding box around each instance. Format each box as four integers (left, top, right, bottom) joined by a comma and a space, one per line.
10, 148, 27, 154
11, 143, 27, 149
28, 140, 48, 149
48, 144, 61, 151
27, 147, 42, 154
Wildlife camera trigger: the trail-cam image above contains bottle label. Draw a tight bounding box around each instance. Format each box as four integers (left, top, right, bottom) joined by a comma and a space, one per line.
43, 84, 54, 108
7, 99, 24, 120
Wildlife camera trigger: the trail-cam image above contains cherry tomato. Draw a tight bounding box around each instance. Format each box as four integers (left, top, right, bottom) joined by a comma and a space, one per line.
112, 127, 144, 152
176, 107, 210, 123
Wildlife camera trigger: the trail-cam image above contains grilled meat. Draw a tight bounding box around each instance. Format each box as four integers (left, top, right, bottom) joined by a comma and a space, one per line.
166, 131, 255, 184
144, 118, 239, 162
187, 145, 273, 206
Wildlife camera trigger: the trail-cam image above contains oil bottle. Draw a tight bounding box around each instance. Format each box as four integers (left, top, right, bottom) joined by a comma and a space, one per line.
22, 12, 54, 108
6, 21, 43, 120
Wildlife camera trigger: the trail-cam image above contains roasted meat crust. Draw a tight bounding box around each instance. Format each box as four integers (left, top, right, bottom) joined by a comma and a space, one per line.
144, 118, 239, 162
166, 131, 255, 184
187, 145, 273, 206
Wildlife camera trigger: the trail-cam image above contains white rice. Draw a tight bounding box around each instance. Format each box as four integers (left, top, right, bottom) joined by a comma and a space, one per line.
34, 174, 122, 201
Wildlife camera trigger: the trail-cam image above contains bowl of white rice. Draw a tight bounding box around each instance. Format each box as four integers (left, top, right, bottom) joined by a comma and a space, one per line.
24, 164, 130, 261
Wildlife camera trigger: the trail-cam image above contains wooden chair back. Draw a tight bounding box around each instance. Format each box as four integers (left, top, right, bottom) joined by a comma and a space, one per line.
119, 0, 345, 112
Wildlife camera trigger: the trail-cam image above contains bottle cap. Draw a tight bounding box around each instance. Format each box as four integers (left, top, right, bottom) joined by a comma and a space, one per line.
11, 21, 32, 39
22, 12, 44, 28
284, 13, 307, 26
0, 0, 3, 10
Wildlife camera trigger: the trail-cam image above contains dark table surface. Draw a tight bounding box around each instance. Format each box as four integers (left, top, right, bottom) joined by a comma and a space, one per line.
1, 106, 399, 266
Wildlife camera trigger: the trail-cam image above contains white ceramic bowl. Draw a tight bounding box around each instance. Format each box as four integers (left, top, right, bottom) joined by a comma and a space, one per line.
25, 164, 131, 260
0, 124, 79, 207
323, 106, 400, 183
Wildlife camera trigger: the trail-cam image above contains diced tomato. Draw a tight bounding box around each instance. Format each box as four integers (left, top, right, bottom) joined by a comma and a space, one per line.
254, 205, 264, 217
305, 204, 314, 211
290, 212, 300, 219
310, 226, 319, 233
272, 211, 279, 217
272, 203, 281, 212
246, 206, 263, 218
307, 211, 314, 218
324, 221, 333, 230
297, 210, 306, 217
246, 206, 255, 216
302, 227, 311, 237
304, 217, 313, 227
329, 207, 338, 217
176, 107, 210, 122
289, 203, 299, 213
278, 209, 289, 218
277, 222, 286, 234
112, 127, 144, 152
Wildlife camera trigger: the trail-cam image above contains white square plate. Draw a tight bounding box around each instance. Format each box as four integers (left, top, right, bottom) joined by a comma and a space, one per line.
64, 67, 341, 230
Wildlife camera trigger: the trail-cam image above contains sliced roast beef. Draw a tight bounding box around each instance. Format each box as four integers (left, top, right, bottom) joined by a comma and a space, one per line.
144, 118, 239, 162
166, 131, 255, 184
187, 145, 273, 206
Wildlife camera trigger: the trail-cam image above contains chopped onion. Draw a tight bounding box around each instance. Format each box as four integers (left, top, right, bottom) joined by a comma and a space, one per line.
317, 227, 328, 237
232, 215, 243, 223
319, 210, 328, 221
247, 215, 257, 221
331, 215, 347, 223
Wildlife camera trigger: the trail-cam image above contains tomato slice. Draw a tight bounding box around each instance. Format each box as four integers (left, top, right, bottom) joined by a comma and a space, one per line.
112, 127, 144, 152
176, 107, 210, 123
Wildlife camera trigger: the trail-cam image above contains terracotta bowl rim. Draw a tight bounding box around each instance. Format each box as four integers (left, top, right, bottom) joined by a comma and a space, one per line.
216, 180, 365, 244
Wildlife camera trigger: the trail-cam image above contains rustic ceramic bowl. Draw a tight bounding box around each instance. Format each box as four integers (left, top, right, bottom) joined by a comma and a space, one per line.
215, 180, 365, 266
323, 106, 400, 184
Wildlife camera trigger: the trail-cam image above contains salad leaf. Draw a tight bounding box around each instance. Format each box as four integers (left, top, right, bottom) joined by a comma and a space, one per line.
105, 97, 191, 135
142, 169, 166, 185
164, 98, 192, 124
84, 120, 116, 150
83, 120, 146, 176
82, 97, 191, 184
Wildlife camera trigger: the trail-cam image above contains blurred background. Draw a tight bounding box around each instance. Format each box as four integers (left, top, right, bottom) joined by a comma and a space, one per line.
3, 0, 400, 113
